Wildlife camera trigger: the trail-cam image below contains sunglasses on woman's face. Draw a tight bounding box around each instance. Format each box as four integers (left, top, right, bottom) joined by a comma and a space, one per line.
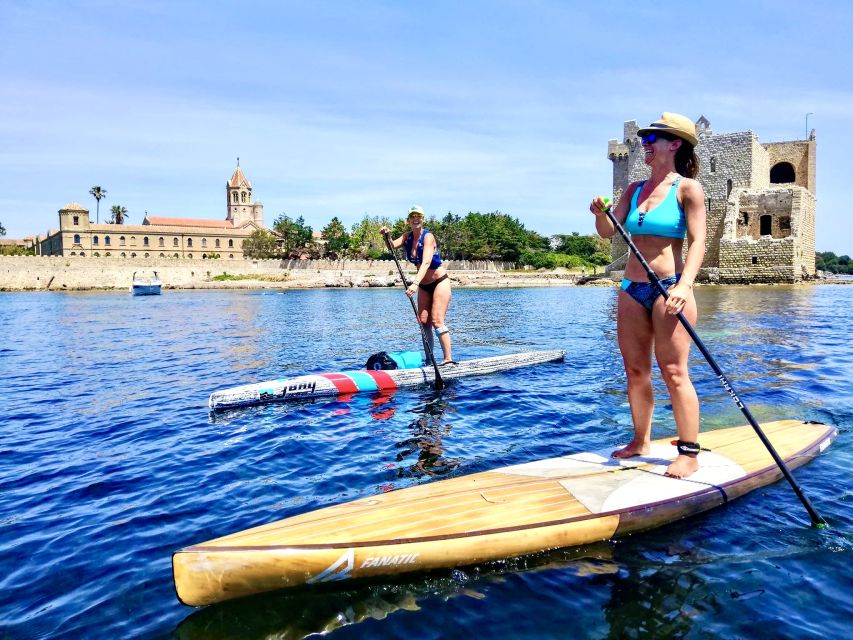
641, 132, 674, 144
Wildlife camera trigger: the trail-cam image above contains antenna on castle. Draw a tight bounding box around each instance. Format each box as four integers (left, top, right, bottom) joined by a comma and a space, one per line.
237, 156, 240, 167
805, 113, 813, 138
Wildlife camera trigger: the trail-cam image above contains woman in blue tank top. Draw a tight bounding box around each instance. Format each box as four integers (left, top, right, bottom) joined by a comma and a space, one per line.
381, 206, 454, 364
589, 112, 707, 479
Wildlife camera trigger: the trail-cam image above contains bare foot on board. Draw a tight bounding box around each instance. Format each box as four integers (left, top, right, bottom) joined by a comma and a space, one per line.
611, 440, 650, 459
665, 455, 699, 478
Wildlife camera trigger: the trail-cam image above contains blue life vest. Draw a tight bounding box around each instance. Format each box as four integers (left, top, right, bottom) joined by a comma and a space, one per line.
403, 229, 442, 269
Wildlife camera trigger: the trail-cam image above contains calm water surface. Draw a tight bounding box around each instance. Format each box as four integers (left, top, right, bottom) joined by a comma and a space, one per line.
1, 286, 851, 639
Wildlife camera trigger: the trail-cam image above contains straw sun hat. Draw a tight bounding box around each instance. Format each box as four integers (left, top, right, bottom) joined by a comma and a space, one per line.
637, 112, 698, 146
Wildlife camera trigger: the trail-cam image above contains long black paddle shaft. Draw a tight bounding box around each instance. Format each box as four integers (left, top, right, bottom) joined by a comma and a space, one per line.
382, 232, 444, 390
603, 205, 826, 527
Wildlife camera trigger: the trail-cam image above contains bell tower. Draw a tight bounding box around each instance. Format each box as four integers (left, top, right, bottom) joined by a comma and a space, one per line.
226, 159, 264, 226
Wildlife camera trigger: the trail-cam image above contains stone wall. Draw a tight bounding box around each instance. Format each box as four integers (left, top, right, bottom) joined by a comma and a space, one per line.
0, 256, 518, 291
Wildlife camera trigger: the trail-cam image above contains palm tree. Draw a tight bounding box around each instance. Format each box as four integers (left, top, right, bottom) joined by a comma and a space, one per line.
109, 205, 128, 224
89, 186, 107, 223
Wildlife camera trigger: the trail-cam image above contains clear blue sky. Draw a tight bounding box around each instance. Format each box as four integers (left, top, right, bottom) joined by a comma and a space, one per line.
2, 0, 850, 254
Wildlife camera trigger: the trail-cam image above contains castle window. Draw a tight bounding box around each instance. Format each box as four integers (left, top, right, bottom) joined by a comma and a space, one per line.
710, 157, 716, 173
159, 237, 165, 247
779, 216, 791, 232
202, 238, 207, 248
760, 215, 772, 236
228, 239, 234, 248
173, 238, 179, 247
73, 216, 79, 225
130, 236, 137, 246
105, 252, 111, 256
121, 252, 127, 258
740, 212, 749, 226
74, 234, 81, 244
215, 239, 220, 248
131, 252, 136, 258
94, 252, 100, 257
229, 254, 234, 259
726, 179, 733, 198
105, 236, 111, 246
187, 253, 193, 259
144, 253, 149, 258
160, 253, 165, 257
241, 191, 246, 203
79, 252, 85, 257
143, 237, 149, 246
770, 162, 795, 183
93, 236, 99, 245
187, 238, 193, 248
120, 236, 126, 246
752, 256, 758, 265
174, 253, 179, 258
232, 192, 238, 203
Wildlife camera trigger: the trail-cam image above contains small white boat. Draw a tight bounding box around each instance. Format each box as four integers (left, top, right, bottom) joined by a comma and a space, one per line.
131, 271, 162, 296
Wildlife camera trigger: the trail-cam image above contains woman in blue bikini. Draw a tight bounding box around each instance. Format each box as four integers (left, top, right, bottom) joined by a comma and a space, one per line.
589, 113, 707, 478
382, 206, 454, 365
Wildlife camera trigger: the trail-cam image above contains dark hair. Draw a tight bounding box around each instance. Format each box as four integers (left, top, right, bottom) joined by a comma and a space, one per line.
675, 141, 699, 178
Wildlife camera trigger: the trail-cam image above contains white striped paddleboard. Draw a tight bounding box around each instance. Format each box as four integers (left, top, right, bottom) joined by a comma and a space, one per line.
172, 419, 836, 606
208, 350, 566, 410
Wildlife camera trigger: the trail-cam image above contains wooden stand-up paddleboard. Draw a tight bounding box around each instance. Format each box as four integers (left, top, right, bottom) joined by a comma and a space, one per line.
173, 420, 836, 606
208, 350, 566, 410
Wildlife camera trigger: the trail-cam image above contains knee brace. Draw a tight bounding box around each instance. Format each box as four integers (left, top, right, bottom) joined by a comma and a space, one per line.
434, 325, 449, 338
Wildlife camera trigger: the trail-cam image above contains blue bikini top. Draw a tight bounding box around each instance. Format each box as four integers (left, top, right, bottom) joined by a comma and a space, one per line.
624, 178, 686, 239
404, 229, 442, 269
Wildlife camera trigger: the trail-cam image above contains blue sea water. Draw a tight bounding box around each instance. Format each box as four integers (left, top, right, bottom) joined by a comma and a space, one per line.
0, 285, 851, 639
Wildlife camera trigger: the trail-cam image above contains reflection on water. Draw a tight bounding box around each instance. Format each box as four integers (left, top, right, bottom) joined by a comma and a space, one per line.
175, 544, 617, 640
395, 394, 461, 477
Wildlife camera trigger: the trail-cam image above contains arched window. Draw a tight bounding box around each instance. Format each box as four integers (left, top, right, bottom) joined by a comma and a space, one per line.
760, 214, 772, 236
120, 236, 126, 246
105, 236, 111, 246
121, 252, 127, 258
710, 157, 716, 173
202, 238, 207, 248
241, 191, 246, 203
228, 239, 234, 248
94, 252, 100, 257
232, 192, 238, 203
143, 237, 149, 246
70, 251, 76, 256
105, 252, 111, 256
130, 236, 137, 246
159, 237, 165, 247
131, 252, 136, 258
79, 252, 85, 257
174, 253, 179, 258
144, 252, 149, 258
173, 238, 179, 247
726, 179, 733, 198
187, 238, 193, 247
187, 253, 193, 259
229, 254, 234, 259
770, 162, 795, 183
74, 234, 81, 244
159, 253, 165, 258
93, 236, 99, 245
215, 238, 220, 248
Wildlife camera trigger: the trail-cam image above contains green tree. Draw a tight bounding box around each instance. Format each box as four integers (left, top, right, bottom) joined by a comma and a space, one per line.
0, 220, 5, 236
242, 229, 279, 259
322, 217, 351, 258
108, 205, 128, 224
273, 213, 313, 257
350, 214, 393, 259
89, 186, 107, 224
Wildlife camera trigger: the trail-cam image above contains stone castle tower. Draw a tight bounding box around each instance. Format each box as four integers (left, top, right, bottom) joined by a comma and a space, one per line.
607, 117, 816, 283
226, 161, 264, 227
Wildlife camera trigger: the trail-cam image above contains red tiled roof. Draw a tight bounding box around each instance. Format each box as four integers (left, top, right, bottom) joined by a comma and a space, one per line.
228, 166, 251, 189
144, 217, 235, 229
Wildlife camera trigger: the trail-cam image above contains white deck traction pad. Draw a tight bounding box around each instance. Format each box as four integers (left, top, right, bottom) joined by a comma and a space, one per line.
496, 443, 747, 515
